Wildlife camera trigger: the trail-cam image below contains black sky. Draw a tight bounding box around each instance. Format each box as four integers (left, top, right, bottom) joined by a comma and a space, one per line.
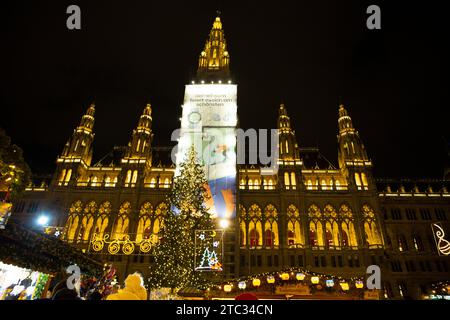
1, 0, 449, 178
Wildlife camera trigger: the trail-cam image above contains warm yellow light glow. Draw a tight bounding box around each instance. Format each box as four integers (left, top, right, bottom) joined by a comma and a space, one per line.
280, 273, 289, 281
355, 281, 364, 289
219, 219, 229, 229
252, 278, 261, 287
238, 281, 246, 289
224, 284, 232, 292
267, 276, 275, 284
340, 282, 350, 291
296, 273, 305, 281
311, 276, 320, 284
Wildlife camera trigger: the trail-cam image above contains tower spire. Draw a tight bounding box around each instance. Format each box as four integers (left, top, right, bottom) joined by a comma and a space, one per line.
58, 103, 96, 166
337, 104, 370, 166
123, 103, 153, 161
278, 103, 300, 161
197, 15, 230, 81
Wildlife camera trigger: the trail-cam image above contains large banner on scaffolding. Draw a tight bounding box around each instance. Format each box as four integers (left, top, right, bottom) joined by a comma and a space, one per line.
176, 84, 237, 219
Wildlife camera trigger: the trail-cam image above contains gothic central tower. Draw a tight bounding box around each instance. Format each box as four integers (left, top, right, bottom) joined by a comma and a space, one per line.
175, 15, 237, 222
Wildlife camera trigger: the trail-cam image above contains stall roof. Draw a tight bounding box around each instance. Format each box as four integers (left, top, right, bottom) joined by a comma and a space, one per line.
0, 221, 103, 276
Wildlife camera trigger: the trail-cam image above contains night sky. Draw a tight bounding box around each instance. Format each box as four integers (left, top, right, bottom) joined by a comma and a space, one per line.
1, 1, 449, 178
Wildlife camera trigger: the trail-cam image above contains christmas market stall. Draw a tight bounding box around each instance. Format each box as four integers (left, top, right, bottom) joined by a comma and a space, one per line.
209, 268, 380, 300
0, 221, 103, 300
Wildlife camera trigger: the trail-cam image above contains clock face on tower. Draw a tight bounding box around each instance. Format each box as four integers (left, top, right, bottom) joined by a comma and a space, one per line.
188, 111, 201, 124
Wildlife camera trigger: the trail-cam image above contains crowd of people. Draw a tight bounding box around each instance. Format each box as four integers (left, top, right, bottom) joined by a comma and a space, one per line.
45, 271, 148, 300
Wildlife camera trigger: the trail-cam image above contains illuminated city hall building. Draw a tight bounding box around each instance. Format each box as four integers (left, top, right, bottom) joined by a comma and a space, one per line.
10, 16, 450, 299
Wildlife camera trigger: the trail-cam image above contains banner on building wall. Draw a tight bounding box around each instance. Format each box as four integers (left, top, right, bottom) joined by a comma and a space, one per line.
176, 84, 237, 219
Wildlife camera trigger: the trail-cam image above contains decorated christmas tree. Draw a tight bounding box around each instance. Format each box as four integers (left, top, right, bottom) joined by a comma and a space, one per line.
148, 146, 216, 291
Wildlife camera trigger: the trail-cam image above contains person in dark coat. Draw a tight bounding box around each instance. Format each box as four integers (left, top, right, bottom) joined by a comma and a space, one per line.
50, 277, 81, 300
52, 288, 81, 300
87, 291, 102, 300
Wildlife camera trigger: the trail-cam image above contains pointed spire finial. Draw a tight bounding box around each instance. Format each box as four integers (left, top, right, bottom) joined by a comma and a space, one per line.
197, 14, 230, 80
145, 103, 152, 116
86, 102, 96, 117
279, 102, 288, 117
338, 104, 348, 117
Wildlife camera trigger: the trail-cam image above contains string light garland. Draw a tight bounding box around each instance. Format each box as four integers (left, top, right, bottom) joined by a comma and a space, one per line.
209, 266, 367, 296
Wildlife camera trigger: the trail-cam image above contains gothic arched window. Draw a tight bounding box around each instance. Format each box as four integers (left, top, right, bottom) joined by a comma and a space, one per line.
154, 202, 168, 236
136, 202, 153, 242
80, 201, 97, 241
287, 204, 303, 247
113, 201, 131, 240
362, 204, 383, 248
308, 205, 324, 248
248, 204, 262, 248
323, 205, 339, 248
94, 201, 111, 239
264, 204, 278, 248
339, 204, 357, 247
65, 200, 83, 242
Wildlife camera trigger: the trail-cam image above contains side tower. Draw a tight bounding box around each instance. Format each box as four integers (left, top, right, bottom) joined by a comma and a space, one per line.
278, 103, 302, 190
337, 104, 374, 192
54, 103, 95, 186
121, 103, 154, 187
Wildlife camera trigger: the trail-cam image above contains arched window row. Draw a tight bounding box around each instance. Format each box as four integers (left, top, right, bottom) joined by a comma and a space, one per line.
238, 203, 382, 250
387, 230, 426, 252
64, 200, 169, 243
239, 204, 279, 249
